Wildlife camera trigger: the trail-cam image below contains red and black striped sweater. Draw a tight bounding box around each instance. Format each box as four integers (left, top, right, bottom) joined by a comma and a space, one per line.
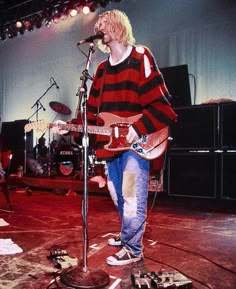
82, 45, 177, 160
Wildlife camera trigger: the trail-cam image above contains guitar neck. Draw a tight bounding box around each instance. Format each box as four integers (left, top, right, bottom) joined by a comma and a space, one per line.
49, 123, 112, 136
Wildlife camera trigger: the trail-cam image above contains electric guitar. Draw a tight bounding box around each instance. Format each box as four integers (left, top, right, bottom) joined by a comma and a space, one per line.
24, 112, 169, 160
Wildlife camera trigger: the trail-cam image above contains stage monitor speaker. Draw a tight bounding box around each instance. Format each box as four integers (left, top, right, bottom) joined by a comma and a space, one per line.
219, 102, 236, 149
167, 152, 218, 198
1, 119, 33, 173
220, 152, 236, 200
160, 64, 191, 108
169, 104, 218, 150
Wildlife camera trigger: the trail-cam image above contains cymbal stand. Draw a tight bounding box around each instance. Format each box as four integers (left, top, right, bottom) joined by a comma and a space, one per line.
28, 78, 56, 121
26, 79, 57, 175
60, 43, 109, 288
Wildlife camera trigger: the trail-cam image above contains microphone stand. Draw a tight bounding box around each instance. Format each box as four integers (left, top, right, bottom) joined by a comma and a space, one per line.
60, 43, 109, 289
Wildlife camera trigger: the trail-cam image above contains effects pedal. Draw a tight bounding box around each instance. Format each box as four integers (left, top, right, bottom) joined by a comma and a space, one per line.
131, 272, 152, 289
131, 271, 192, 289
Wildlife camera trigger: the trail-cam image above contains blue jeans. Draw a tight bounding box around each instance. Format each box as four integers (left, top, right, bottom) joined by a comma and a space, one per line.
106, 151, 150, 256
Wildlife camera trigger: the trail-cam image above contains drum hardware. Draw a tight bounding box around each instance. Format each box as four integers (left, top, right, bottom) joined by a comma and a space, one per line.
26, 158, 48, 176
49, 101, 72, 116
27, 79, 66, 174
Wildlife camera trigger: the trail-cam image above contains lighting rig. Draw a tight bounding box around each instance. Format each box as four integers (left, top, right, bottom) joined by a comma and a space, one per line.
0, 0, 122, 41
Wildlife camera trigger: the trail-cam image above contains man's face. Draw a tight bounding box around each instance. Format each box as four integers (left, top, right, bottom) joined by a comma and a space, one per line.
97, 15, 114, 45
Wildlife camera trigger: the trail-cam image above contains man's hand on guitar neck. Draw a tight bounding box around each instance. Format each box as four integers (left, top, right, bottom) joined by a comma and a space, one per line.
126, 126, 139, 144
51, 120, 68, 135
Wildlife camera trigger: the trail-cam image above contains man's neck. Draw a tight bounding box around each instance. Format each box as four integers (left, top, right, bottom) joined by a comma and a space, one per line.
109, 42, 131, 64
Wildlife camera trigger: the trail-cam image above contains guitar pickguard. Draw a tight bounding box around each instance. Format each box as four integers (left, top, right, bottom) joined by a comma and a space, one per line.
105, 123, 130, 150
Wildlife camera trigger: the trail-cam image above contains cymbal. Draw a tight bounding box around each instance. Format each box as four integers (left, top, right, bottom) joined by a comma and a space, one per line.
49, 101, 71, 115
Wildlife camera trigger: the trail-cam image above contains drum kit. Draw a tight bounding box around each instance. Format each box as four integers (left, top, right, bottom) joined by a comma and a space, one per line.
27, 101, 105, 178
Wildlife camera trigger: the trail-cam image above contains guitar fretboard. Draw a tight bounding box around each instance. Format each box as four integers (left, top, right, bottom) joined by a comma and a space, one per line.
49, 123, 112, 136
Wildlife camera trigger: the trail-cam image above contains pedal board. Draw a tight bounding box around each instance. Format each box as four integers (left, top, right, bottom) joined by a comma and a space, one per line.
131, 270, 192, 289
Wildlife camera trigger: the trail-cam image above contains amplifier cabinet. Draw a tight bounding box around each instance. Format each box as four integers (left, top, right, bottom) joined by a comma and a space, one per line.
219, 102, 236, 149
220, 152, 236, 200
169, 104, 218, 150
1, 119, 33, 173
167, 152, 218, 198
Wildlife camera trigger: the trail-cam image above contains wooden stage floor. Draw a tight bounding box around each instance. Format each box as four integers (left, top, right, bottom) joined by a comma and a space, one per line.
0, 177, 236, 289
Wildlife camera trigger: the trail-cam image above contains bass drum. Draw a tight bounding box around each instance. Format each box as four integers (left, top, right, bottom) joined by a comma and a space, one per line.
56, 148, 79, 176
59, 161, 74, 176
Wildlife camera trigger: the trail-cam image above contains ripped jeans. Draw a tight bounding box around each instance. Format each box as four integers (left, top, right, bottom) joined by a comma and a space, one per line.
106, 151, 150, 256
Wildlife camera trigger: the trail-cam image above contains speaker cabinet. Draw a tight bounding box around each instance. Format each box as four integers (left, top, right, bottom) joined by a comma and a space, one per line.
1, 119, 33, 173
219, 102, 236, 149
160, 64, 191, 108
170, 104, 218, 150
221, 152, 236, 200
167, 152, 218, 198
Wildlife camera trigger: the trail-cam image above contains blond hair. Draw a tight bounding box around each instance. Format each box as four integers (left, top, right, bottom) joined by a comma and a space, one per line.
94, 9, 136, 53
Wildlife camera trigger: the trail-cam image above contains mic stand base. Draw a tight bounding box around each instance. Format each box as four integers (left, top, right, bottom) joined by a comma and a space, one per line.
60, 265, 110, 289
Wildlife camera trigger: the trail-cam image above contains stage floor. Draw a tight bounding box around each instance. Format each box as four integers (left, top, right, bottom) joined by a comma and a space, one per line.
0, 186, 236, 289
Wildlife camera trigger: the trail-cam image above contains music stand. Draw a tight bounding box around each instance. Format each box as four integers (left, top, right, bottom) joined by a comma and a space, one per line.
60, 43, 109, 288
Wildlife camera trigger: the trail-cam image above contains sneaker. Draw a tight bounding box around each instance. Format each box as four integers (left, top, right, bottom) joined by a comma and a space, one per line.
108, 235, 122, 247
107, 247, 143, 266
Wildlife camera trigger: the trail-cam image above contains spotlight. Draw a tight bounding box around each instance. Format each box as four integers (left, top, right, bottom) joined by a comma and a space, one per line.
16, 20, 23, 29
24, 20, 33, 31
45, 18, 52, 27
88, 3, 96, 12
41, 9, 53, 27
69, 8, 78, 17
82, 5, 90, 15
52, 6, 62, 23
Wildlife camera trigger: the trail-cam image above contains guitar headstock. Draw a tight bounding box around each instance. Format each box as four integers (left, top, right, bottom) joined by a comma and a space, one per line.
24, 120, 48, 132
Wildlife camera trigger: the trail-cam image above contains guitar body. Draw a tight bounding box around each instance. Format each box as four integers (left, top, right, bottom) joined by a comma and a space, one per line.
98, 112, 169, 160
24, 112, 169, 160
130, 126, 169, 160
98, 112, 142, 151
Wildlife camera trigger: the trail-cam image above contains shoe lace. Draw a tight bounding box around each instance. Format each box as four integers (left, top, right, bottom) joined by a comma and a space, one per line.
116, 247, 129, 258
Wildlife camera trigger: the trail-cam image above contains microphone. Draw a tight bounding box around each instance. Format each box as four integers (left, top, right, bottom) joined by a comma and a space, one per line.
77, 31, 104, 46
52, 77, 59, 89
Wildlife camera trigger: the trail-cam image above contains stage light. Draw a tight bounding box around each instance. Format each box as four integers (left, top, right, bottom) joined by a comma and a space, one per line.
32, 14, 43, 29
82, 5, 90, 15
24, 20, 33, 31
82, 1, 97, 13
16, 21, 23, 29
69, 8, 78, 17
7, 26, 17, 39
18, 28, 25, 35
88, 3, 96, 12
0, 0, 124, 41
52, 6, 63, 24
58, 5, 67, 21
45, 18, 52, 27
